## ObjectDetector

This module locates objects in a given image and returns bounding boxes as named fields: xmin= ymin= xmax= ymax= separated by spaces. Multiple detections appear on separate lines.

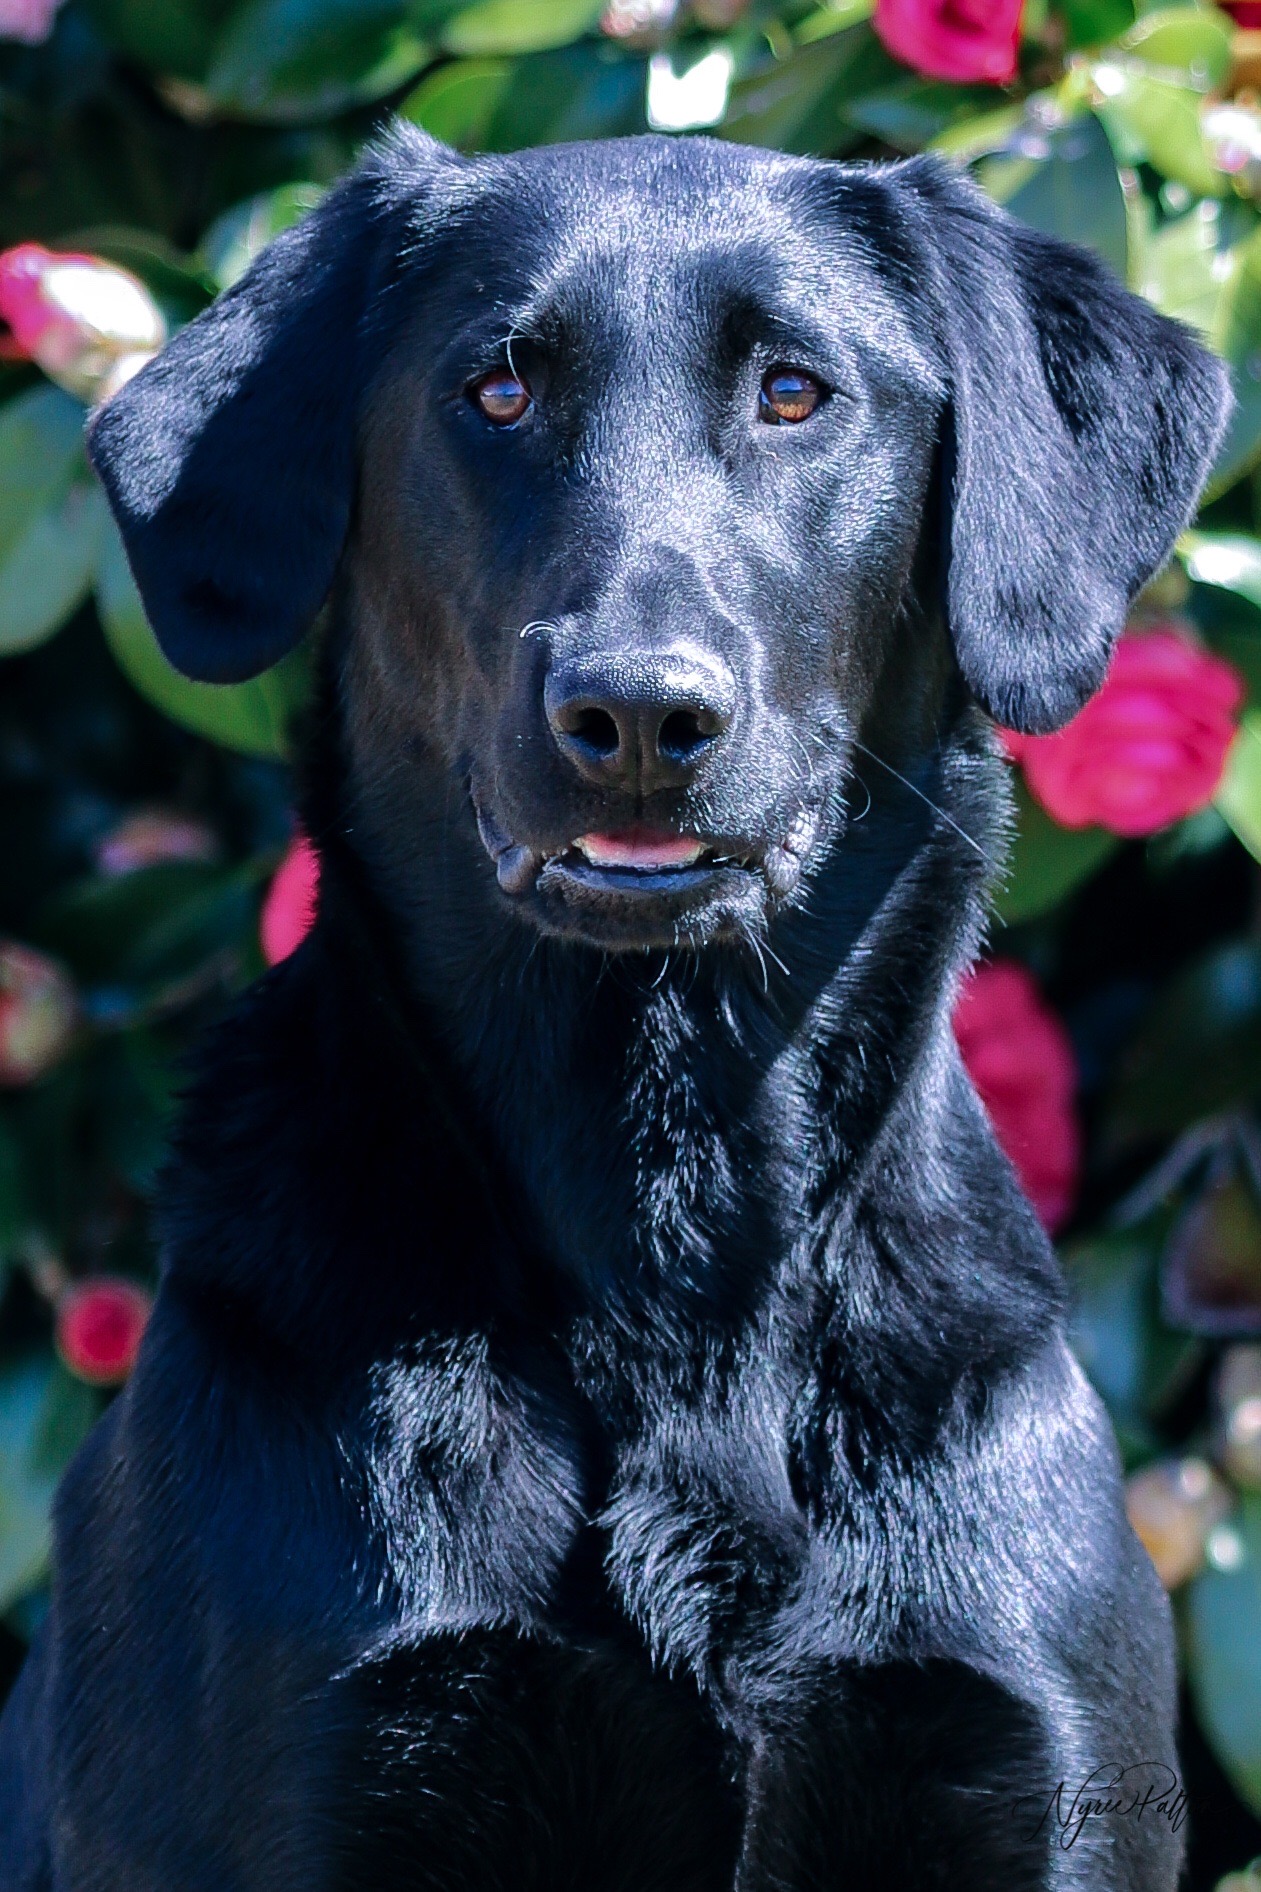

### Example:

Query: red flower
xmin=0 ymin=941 xmax=76 ymax=1086
xmin=260 ymin=832 xmax=320 ymax=965
xmin=1224 ymin=4 xmax=1261 ymax=26
xmin=1002 ymin=627 xmax=1244 ymax=838
xmin=953 ymin=959 xmax=1079 ymax=1231
xmin=0 ymin=243 xmax=164 ymax=402
xmin=57 ymin=1279 xmax=151 ymax=1386
xmin=874 ymin=0 xmax=1023 ymax=84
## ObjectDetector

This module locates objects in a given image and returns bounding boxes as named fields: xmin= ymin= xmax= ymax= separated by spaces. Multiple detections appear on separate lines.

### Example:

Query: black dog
xmin=0 ymin=126 xmax=1228 ymax=1890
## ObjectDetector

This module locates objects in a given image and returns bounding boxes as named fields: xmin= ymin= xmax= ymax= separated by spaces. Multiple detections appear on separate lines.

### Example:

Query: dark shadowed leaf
xmin=1104 ymin=941 xmax=1261 ymax=1148
xmin=993 ymin=778 xmax=1118 ymax=925
xmin=205 ymin=0 xmax=430 ymax=121
xmin=1162 ymin=1155 xmax=1261 ymax=1337
xmin=0 ymin=1356 xmax=97 ymax=1613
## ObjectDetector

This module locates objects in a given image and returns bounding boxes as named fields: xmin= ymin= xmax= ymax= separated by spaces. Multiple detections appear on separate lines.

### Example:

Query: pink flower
xmin=0 ymin=941 xmax=76 ymax=1086
xmin=953 ymin=959 xmax=1079 ymax=1231
xmin=874 ymin=0 xmax=1023 ymax=84
xmin=1001 ymin=627 xmax=1244 ymax=838
xmin=0 ymin=242 xmax=164 ymax=402
xmin=1225 ymin=4 xmax=1261 ymax=25
xmin=95 ymin=809 xmax=218 ymax=877
xmin=260 ymin=833 xmax=320 ymax=965
xmin=57 ymin=1279 xmax=151 ymax=1386
xmin=0 ymin=0 xmax=63 ymax=43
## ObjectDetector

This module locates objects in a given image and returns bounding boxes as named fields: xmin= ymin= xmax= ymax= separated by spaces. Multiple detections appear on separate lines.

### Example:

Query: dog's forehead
xmin=402 ymin=137 xmax=942 ymax=393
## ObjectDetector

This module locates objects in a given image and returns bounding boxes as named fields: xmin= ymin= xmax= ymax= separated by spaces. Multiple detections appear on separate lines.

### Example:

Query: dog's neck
xmin=326 ymin=692 xmax=997 ymax=1321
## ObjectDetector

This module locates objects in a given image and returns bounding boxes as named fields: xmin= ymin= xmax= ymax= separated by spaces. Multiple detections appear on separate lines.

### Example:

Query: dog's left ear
xmin=891 ymin=159 xmax=1232 ymax=734
xmin=87 ymin=126 xmax=455 ymax=684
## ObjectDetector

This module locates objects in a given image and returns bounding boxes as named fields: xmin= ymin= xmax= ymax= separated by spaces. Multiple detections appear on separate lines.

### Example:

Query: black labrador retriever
xmin=0 ymin=126 xmax=1229 ymax=1891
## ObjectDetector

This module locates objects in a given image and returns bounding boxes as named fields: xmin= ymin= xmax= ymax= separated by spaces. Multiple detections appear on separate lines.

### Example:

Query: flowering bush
xmin=4 ymin=2 xmax=1261 ymax=1884
xmin=953 ymin=959 xmax=1080 ymax=1231
xmin=1003 ymin=629 xmax=1245 ymax=837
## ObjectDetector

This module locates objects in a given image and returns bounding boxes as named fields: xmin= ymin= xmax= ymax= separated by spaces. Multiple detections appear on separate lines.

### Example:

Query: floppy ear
xmin=86 ymin=126 xmax=454 ymax=684
xmin=892 ymin=160 xmax=1232 ymax=734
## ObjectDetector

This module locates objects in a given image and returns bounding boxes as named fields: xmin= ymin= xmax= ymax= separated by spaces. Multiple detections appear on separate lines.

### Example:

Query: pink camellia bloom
xmin=1002 ymin=628 xmax=1244 ymax=838
xmin=0 ymin=0 xmax=63 ymax=42
xmin=953 ymin=959 xmax=1079 ymax=1232
xmin=874 ymin=0 xmax=1022 ymax=84
xmin=57 ymin=1279 xmax=152 ymax=1387
xmin=0 ymin=941 xmax=76 ymax=1086
xmin=260 ymin=832 xmax=320 ymax=965
xmin=0 ymin=242 xmax=165 ymax=402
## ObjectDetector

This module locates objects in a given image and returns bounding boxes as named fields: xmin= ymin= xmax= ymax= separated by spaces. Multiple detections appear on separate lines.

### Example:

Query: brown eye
xmin=473 ymin=369 xmax=531 ymax=426
xmin=760 ymin=367 xmax=823 ymax=425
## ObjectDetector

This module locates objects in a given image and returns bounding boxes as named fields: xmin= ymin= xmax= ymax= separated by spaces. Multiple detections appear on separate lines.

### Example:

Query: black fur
xmin=1 ymin=126 xmax=1229 ymax=1889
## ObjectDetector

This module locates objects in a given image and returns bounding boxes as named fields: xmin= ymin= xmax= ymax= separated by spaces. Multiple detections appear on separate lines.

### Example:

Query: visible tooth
xmin=763 ymin=845 xmax=801 ymax=898
xmin=496 ymin=845 xmax=540 ymax=895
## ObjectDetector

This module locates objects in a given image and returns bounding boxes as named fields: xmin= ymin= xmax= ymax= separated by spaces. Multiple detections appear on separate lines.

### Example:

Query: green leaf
xmin=95 ymin=523 xmax=311 ymax=759
xmin=1182 ymin=531 xmax=1261 ymax=613
xmin=479 ymin=42 xmax=647 ymax=149
xmin=200 ymin=183 xmax=326 ymax=290
xmin=993 ymin=776 xmax=1118 ymax=925
xmin=1119 ymin=6 xmax=1233 ymax=90
xmin=1187 ymin=1493 xmax=1261 ymax=1818
xmin=401 ymin=56 xmax=515 ymax=146
xmin=981 ymin=110 xmax=1127 ymax=279
xmin=723 ymin=27 xmax=878 ymax=155
xmin=1216 ymin=712 xmax=1261 ymax=864
xmin=0 ymin=387 xmax=88 ymax=566
xmin=846 ymin=76 xmax=1003 ymax=155
xmin=1104 ymin=939 xmax=1261 ymax=1147
xmin=0 ymin=1356 xmax=96 ymax=1614
xmin=1096 ymin=70 xmax=1223 ymax=197
xmin=0 ymin=480 xmax=107 ymax=657
xmin=205 ymin=0 xmax=430 ymax=121
xmin=795 ymin=0 xmax=874 ymax=45
xmin=441 ymin=0 xmax=603 ymax=56
xmin=1064 ymin=1231 xmax=1199 ymax=1460
xmin=33 ymin=860 xmax=260 ymax=986
xmin=1138 ymin=201 xmax=1223 ymax=336
xmin=1208 ymin=226 xmax=1261 ymax=492
xmin=78 ymin=0 xmax=241 ymax=79
xmin=1059 ymin=0 xmax=1134 ymax=48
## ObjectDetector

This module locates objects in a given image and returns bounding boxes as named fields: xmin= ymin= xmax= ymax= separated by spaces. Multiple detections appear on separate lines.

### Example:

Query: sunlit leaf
xmin=1187 ymin=1492 xmax=1261 ymax=1818
xmin=95 ymin=523 xmax=310 ymax=759
xmin=441 ymin=0 xmax=603 ymax=56
xmin=200 ymin=183 xmax=325 ymax=290
xmin=1217 ymin=712 xmax=1261 ymax=865
xmin=1095 ymin=70 xmax=1223 ymax=198
xmin=1120 ymin=6 xmax=1233 ymax=89
xmin=980 ymin=110 xmax=1126 ymax=278
xmin=401 ymin=57 xmax=514 ymax=147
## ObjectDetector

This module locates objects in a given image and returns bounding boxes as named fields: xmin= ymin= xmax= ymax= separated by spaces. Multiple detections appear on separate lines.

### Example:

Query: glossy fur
xmin=0 ymin=127 xmax=1230 ymax=1889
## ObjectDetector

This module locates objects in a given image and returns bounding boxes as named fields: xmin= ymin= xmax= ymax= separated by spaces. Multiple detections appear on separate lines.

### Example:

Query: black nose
xmin=544 ymin=646 xmax=737 ymax=793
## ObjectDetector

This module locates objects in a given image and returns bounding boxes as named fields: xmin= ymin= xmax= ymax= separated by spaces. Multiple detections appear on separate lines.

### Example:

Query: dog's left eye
xmin=759 ymin=368 xmax=824 ymax=425
xmin=472 ymin=369 xmax=532 ymax=427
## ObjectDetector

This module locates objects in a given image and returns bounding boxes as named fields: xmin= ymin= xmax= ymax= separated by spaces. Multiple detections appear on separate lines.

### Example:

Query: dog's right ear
xmin=87 ymin=126 xmax=455 ymax=684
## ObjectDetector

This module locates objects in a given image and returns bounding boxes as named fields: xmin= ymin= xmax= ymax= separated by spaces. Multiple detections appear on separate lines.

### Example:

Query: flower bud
xmin=0 ymin=244 xmax=165 ymax=404
xmin=260 ymin=832 xmax=320 ymax=966
xmin=0 ymin=941 xmax=76 ymax=1086
xmin=0 ymin=0 xmax=64 ymax=45
xmin=1126 ymin=1456 xmax=1232 ymax=1590
xmin=56 ymin=1278 xmax=152 ymax=1386
xmin=95 ymin=808 xmax=219 ymax=877
xmin=1216 ymin=1345 xmax=1261 ymax=1490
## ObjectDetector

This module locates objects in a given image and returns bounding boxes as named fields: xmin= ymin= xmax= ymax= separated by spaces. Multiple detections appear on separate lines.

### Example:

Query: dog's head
xmin=88 ymin=128 xmax=1228 ymax=952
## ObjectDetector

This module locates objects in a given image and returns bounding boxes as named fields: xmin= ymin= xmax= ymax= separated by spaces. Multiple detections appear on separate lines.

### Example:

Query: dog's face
xmin=88 ymin=130 xmax=1228 ymax=953
xmin=346 ymin=141 xmax=943 ymax=948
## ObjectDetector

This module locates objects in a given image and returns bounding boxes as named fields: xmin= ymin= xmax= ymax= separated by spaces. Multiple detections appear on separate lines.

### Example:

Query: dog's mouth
xmin=473 ymin=798 xmax=815 ymax=946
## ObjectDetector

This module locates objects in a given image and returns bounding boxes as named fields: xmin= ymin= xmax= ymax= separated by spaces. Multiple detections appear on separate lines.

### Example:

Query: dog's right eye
xmin=471 ymin=369 xmax=532 ymax=427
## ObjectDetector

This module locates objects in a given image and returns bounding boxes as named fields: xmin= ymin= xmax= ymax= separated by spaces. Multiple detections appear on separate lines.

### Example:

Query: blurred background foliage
xmin=6 ymin=0 xmax=1261 ymax=1882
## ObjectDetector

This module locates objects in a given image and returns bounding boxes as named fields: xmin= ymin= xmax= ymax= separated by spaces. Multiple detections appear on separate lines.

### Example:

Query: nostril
xmin=658 ymin=708 xmax=710 ymax=758
xmin=562 ymin=705 xmax=620 ymax=756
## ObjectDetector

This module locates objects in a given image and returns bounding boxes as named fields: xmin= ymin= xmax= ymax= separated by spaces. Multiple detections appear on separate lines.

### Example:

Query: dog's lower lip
xmin=573 ymin=830 xmax=705 ymax=872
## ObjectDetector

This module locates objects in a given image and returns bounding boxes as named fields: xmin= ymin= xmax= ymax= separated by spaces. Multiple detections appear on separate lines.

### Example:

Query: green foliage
xmin=8 ymin=0 xmax=1261 ymax=1862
